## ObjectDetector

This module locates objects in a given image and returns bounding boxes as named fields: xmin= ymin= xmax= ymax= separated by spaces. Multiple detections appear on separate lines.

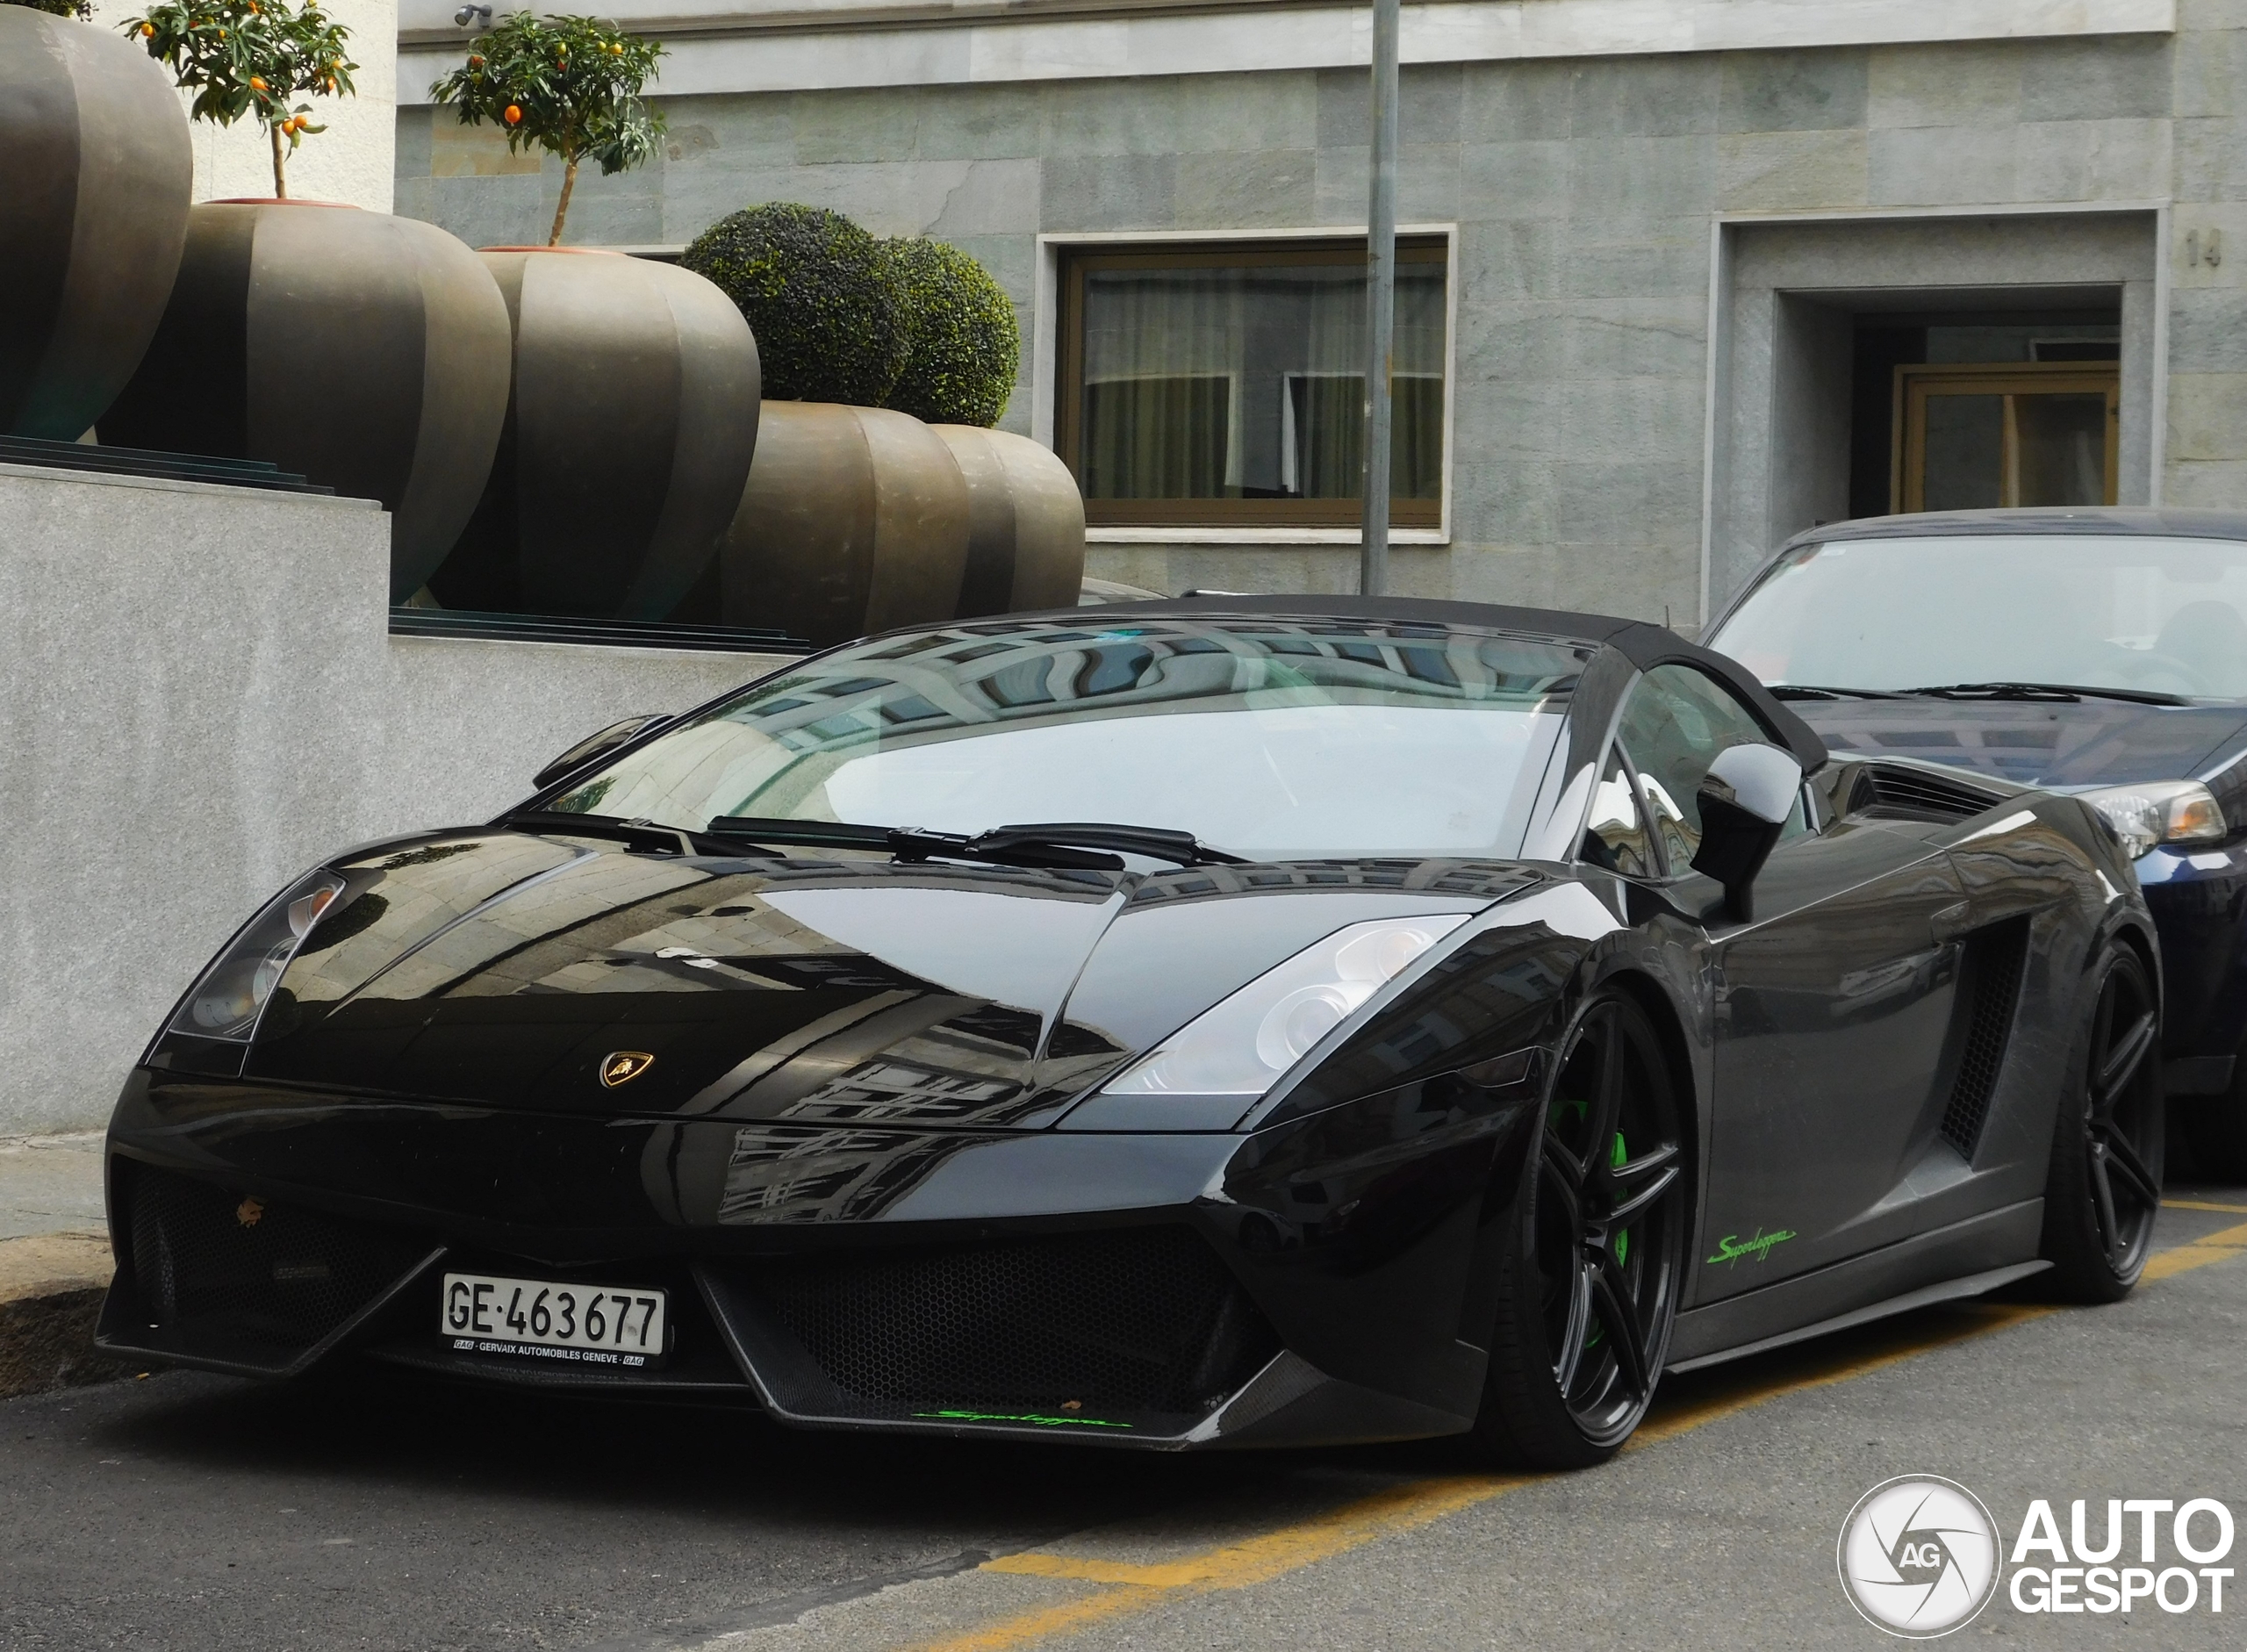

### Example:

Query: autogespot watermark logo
xmin=1839 ymin=1478 xmax=2238 ymax=1636
xmin=1839 ymin=1476 xmax=2002 ymax=1637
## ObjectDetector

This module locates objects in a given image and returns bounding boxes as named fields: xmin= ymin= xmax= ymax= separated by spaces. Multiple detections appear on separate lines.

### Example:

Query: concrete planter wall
xmin=932 ymin=426 xmax=1088 ymax=617
xmin=100 ymin=201 xmax=511 ymax=599
xmin=721 ymin=401 xmax=970 ymax=647
xmin=436 ymin=248 xmax=762 ymax=621
xmin=0 ymin=10 xmax=191 ymax=442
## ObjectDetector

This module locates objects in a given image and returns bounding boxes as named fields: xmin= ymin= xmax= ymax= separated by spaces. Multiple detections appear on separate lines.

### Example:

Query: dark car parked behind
xmin=1707 ymin=509 xmax=2247 ymax=1176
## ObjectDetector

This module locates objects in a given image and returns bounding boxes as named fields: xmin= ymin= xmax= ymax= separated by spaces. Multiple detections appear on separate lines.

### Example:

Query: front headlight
xmin=1100 ymin=915 xmax=1474 ymax=1099
xmin=166 ymin=869 xmax=348 ymax=1041
xmin=2081 ymin=780 xmax=2228 ymax=858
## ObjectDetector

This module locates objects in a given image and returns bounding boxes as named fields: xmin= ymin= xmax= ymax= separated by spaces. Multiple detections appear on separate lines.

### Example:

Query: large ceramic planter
xmin=931 ymin=426 xmax=1088 ymax=617
xmin=0 ymin=10 xmax=190 ymax=441
xmin=102 ymin=201 xmax=512 ymax=599
xmin=721 ymin=402 xmax=970 ymax=647
xmin=434 ymin=248 xmax=762 ymax=620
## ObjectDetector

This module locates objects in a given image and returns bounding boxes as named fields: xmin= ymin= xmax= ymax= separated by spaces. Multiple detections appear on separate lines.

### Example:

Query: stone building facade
xmin=390 ymin=0 xmax=2235 ymax=631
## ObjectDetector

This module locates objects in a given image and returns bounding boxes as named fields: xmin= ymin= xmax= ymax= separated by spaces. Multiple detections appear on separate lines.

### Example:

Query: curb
xmin=0 ymin=1232 xmax=134 ymax=1399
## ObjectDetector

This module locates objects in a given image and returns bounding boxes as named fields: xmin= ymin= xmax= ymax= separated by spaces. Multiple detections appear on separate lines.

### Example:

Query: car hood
xmin=237 ymin=830 xmax=1530 ymax=1126
xmin=1796 ymin=697 xmax=2247 ymax=796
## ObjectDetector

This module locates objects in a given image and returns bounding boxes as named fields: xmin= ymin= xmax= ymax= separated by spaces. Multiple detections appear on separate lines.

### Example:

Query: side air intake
xmin=1938 ymin=918 xmax=2032 ymax=1160
xmin=1849 ymin=764 xmax=2007 ymax=824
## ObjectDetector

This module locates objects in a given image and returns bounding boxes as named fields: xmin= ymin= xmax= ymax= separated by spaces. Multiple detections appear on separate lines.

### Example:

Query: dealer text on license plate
xmin=442 ymin=1271 xmax=667 ymax=1368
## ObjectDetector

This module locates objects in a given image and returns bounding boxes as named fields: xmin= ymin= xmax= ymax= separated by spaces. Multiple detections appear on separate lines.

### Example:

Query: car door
xmin=1614 ymin=664 xmax=1969 ymax=1304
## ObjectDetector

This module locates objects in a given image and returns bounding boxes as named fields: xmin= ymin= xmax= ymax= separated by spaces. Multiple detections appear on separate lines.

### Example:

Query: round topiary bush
xmin=883 ymin=236 xmax=1020 ymax=427
xmin=682 ymin=203 xmax=909 ymax=406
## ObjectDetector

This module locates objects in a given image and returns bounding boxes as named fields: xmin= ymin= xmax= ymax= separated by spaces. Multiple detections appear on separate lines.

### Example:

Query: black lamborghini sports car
xmin=102 ymin=598 xmax=2164 ymax=1468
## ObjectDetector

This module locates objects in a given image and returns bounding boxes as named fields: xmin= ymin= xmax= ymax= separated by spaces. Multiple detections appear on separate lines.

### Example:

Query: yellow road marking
xmin=2163 ymin=1198 xmax=2247 ymax=1215
xmin=912 ymin=1227 xmax=2247 ymax=1652
xmin=2143 ymin=1218 xmax=2247 ymax=1281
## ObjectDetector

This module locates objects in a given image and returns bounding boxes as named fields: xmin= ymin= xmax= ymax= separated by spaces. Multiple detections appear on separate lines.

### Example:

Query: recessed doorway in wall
xmin=1847 ymin=316 xmax=2120 ymax=516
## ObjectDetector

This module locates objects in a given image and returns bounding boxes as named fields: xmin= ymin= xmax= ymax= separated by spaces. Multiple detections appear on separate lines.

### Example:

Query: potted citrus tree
xmin=428 ymin=13 xmax=664 ymax=247
xmin=126 ymin=0 xmax=355 ymax=198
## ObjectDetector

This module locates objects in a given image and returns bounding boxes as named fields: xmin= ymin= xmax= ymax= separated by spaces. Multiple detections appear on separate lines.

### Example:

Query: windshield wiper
xmin=1902 ymin=681 xmax=2192 ymax=708
xmin=1769 ymin=684 xmax=1905 ymax=701
xmin=701 ymin=816 xmax=1241 ymax=871
xmin=505 ymin=809 xmax=776 ymax=858
xmin=970 ymin=822 xmax=1246 ymax=867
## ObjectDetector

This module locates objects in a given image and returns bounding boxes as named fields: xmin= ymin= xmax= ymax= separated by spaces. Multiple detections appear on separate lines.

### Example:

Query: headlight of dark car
xmin=163 ymin=869 xmax=348 ymax=1043
xmin=2079 ymin=781 xmax=2227 ymax=858
xmin=1098 ymin=914 xmax=1473 ymax=1101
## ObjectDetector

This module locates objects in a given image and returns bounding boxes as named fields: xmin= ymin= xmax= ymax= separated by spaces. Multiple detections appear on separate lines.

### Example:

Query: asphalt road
xmin=5 ymin=1189 xmax=2244 ymax=1652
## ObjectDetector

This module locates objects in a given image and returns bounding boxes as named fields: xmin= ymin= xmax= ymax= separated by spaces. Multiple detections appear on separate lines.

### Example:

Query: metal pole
xmin=1360 ymin=0 xmax=1400 ymax=597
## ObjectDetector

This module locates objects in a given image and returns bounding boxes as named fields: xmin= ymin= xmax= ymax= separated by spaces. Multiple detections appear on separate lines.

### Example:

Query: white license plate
xmin=441 ymin=1272 xmax=667 ymax=1369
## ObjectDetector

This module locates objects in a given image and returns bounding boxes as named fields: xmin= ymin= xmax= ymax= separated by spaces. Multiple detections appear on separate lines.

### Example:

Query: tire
xmin=2038 ymin=940 xmax=2165 ymax=1303
xmin=1462 ymin=989 xmax=1687 ymax=1469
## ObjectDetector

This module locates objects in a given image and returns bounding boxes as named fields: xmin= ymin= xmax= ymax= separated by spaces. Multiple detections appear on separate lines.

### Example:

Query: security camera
xmin=454 ymin=4 xmax=492 ymax=27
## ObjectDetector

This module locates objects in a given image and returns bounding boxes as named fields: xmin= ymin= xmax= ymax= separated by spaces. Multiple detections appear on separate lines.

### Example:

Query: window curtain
xmin=1078 ymin=260 xmax=1445 ymax=503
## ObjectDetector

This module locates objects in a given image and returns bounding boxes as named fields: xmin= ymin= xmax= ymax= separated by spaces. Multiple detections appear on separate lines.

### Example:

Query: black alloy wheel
xmin=1468 ymin=989 xmax=1687 ymax=1469
xmin=2040 ymin=940 xmax=2165 ymax=1301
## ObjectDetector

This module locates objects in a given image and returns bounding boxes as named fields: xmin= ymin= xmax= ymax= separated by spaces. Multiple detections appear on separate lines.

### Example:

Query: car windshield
xmin=1710 ymin=534 xmax=2247 ymax=700
xmin=545 ymin=618 xmax=1583 ymax=861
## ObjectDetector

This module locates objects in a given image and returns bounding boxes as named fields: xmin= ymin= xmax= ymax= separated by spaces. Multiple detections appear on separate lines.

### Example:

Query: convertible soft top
xmin=1064 ymin=593 xmax=1831 ymax=773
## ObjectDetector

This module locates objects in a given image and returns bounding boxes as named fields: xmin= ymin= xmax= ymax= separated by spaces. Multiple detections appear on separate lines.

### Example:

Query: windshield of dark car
xmin=546 ymin=618 xmax=1583 ymax=860
xmin=1709 ymin=534 xmax=2247 ymax=700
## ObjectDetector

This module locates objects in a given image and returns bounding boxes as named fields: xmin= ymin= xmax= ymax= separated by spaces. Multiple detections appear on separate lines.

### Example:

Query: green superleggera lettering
xmin=1705 ymin=1227 xmax=1799 ymax=1267
xmin=912 ymin=1409 xmax=1133 ymax=1428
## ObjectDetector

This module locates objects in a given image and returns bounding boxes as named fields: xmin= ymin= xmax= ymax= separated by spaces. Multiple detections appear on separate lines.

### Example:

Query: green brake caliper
xmin=1612 ymin=1129 xmax=1629 ymax=1267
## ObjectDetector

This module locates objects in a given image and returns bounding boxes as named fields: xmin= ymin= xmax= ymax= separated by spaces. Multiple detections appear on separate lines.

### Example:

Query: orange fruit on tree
xmin=139 ymin=21 xmax=154 ymax=33
xmin=249 ymin=75 xmax=267 ymax=89
xmin=504 ymin=104 xmax=522 ymax=124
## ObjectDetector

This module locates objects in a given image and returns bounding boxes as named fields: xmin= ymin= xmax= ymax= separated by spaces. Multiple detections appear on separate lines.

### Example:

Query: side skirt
xmin=1665 ymin=1197 xmax=2043 ymax=1370
xmin=1663 ymin=1259 xmax=2050 ymax=1375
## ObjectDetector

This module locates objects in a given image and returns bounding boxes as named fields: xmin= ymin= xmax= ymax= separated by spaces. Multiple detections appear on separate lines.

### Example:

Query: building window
xmin=1058 ymin=237 xmax=1448 ymax=529
xmin=1894 ymin=361 xmax=2119 ymax=512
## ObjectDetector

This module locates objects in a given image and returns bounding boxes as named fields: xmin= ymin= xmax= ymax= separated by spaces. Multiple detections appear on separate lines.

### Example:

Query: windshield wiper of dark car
xmin=504 ymin=809 xmax=783 ymax=858
xmin=701 ymin=815 xmax=1242 ymax=871
xmin=1902 ymin=680 xmax=2193 ymax=708
xmin=1768 ymin=684 xmax=1906 ymax=700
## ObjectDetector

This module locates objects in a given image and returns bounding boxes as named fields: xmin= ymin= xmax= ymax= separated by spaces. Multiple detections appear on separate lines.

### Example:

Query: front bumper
xmin=2137 ymin=841 xmax=2247 ymax=1097
xmin=99 ymin=1068 xmax=1526 ymax=1449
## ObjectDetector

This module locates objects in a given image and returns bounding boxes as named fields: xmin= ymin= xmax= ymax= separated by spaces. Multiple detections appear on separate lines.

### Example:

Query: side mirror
xmin=533 ymin=714 xmax=671 ymax=791
xmin=1691 ymin=743 xmax=1803 ymax=922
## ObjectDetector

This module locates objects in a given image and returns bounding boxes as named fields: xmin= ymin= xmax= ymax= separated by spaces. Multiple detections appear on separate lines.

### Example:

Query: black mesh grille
xmin=1852 ymin=765 xmax=2007 ymax=823
xmin=1940 ymin=919 xmax=2031 ymax=1159
xmin=753 ymin=1228 xmax=1280 ymax=1419
xmin=126 ymin=1165 xmax=427 ymax=1356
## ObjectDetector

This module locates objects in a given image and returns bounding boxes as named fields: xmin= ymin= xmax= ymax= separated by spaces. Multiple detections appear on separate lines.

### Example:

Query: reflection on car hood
xmin=240 ymin=830 xmax=1533 ymax=1126
xmin=1797 ymin=697 xmax=2247 ymax=792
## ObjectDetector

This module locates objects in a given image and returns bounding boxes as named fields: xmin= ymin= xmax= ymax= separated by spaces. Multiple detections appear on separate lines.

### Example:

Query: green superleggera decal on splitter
xmin=1705 ymin=1227 xmax=1799 ymax=1267
xmin=913 ymin=1409 xmax=1133 ymax=1428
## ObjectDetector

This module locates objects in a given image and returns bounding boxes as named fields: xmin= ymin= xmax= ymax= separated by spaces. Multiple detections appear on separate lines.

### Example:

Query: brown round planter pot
xmin=721 ymin=402 xmax=970 ymax=648
xmin=0 ymin=10 xmax=190 ymax=442
xmin=101 ymin=201 xmax=512 ymax=600
xmin=434 ymin=248 xmax=762 ymax=621
xmin=930 ymin=426 xmax=1087 ymax=617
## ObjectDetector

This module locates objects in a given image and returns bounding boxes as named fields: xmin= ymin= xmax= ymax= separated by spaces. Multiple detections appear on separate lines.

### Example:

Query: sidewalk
xmin=0 ymin=1131 xmax=105 ymax=1240
xmin=0 ymin=1131 xmax=124 ymax=1398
